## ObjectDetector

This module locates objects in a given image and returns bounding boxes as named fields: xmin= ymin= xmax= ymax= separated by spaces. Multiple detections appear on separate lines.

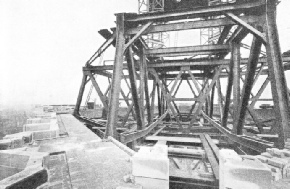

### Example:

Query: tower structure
xmin=75 ymin=0 xmax=290 ymax=159
xmin=138 ymin=0 xmax=168 ymax=48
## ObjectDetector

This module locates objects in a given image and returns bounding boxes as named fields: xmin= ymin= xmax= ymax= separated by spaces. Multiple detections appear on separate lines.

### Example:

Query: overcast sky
xmin=0 ymin=0 xmax=290 ymax=107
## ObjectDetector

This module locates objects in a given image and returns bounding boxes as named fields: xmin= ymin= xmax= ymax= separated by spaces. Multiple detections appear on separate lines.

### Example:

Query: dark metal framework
xmin=74 ymin=0 xmax=290 ymax=154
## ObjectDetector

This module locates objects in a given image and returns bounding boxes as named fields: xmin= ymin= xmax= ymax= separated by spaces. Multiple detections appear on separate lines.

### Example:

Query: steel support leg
xmin=105 ymin=13 xmax=125 ymax=138
xmin=74 ymin=74 xmax=88 ymax=115
xmin=126 ymin=47 xmax=143 ymax=130
xmin=265 ymin=0 xmax=290 ymax=147
xmin=233 ymin=37 xmax=262 ymax=135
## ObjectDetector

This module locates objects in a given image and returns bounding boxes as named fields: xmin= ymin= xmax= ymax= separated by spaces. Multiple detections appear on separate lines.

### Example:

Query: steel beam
xmin=233 ymin=37 xmax=262 ymax=135
xmin=126 ymin=0 xmax=266 ymax=23
xmin=145 ymin=44 xmax=230 ymax=56
xmin=232 ymin=42 xmax=241 ymax=122
xmin=105 ymin=13 xmax=125 ymax=138
xmin=149 ymin=68 xmax=180 ymax=123
xmin=126 ymin=16 xmax=261 ymax=35
xmin=126 ymin=47 xmax=144 ymax=130
xmin=74 ymin=74 xmax=88 ymax=115
xmin=265 ymin=0 xmax=290 ymax=147
xmin=202 ymin=111 xmax=273 ymax=153
xmin=87 ymin=72 xmax=109 ymax=112
xmin=120 ymin=111 xmax=168 ymax=143
xmin=124 ymin=21 xmax=153 ymax=51
xmin=224 ymin=12 xmax=266 ymax=43
xmin=83 ymin=56 xmax=290 ymax=71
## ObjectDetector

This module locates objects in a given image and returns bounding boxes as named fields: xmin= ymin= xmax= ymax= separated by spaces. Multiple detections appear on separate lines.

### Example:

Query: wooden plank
xmin=200 ymin=134 xmax=219 ymax=180
xmin=146 ymin=135 xmax=219 ymax=144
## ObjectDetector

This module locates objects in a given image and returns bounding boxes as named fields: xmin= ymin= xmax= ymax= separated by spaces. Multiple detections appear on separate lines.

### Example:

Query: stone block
xmin=11 ymin=137 xmax=24 ymax=148
xmin=261 ymin=152 xmax=273 ymax=158
xmin=283 ymin=164 xmax=290 ymax=178
xmin=256 ymin=155 xmax=269 ymax=163
xmin=26 ymin=118 xmax=43 ymax=124
xmin=134 ymin=176 xmax=169 ymax=189
xmin=32 ymin=130 xmax=58 ymax=140
xmin=267 ymin=165 xmax=283 ymax=181
xmin=132 ymin=146 xmax=169 ymax=180
xmin=4 ymin=132 xmax=33 ymax=144
xmin=281 ymin=149 xmax=290 ymax=157
xmin=24 ymin=123 xmax=51 ymax=132
xmin=267 ymin=148 xmax=285 ymax=158
xmin=267 ymin=157 xmax=289 ymax=169
xmin=220 ymin=149 xmax=272 ymax=189
xmin=0 ymin=139 xmax=12 ymax=150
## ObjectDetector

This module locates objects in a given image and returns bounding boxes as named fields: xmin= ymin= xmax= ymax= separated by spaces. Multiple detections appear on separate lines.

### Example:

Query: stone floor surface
xmin=36 ymin=114 xmax=136 ymax=189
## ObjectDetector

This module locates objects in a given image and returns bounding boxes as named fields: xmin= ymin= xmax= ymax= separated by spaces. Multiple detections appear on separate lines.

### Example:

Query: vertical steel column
xmin=222 ymin=53 xmax=234 ymax=128
xmin=233 ymin=37 xmax=262 ymax=135
xmin=209 ymin=83 xmax=216 ymax=118
xmin=126 ymin=47 xmax=143 ymax=130
xmin=142 ymin=48 xmax=151 ymax=124
xmin=139 ymin=48 xmax=145 ymax=128
xmin=265 ymin=0 xmax=290 ymax=147
xmin=105 ymin=13 xmax=125 ymax=138
xmin=157 ymin=84 xmax=162 ymax=116
xmin=232 ymin=42 xmax=241 ymax=121
xmin=150 ymin=80 xmax=157 ymax=123
xmin=74 ymin=74 xmax=88 ymax=115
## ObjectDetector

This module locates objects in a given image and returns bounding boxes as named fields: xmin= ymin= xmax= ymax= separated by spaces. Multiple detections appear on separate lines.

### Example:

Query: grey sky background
xmin=1 ymin=0 xmax=290 ymax=107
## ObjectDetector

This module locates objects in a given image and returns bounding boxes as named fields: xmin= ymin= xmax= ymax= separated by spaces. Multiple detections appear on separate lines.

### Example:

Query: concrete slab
xmin=36 ymin=114 xmax=136 ymax=189
xmin=220 ymin=149 xmax=272 ymax=189
xmin=134 ymin=176 xmax=169 ymax=189
xmin=4 ymin=132 xmax=33 ymax=144
xmin=0 ymin=149 xmax=49 ymax=188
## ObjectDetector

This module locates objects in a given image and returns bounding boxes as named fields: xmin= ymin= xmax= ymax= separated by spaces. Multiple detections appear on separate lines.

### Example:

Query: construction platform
xmin=37 ymin=114 xmax=137 ymax=189
xmin=0 ymin=113 xmax=139 ymax=189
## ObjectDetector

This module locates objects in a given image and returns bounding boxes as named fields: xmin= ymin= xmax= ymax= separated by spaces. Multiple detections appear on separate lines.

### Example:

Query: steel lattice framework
xmin=74 ymin=0 xmax=290 ymax=156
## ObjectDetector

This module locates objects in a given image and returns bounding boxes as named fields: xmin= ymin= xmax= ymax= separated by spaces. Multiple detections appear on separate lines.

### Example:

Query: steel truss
xmin=75 ymin=0 xmax=290 ymax=154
